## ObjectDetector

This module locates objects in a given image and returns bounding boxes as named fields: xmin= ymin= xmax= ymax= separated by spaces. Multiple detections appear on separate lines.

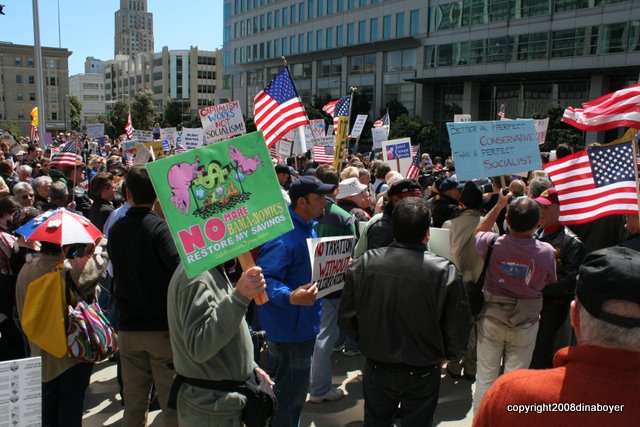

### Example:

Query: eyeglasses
xmin=22 ymin=194 xmax=34 ymax=200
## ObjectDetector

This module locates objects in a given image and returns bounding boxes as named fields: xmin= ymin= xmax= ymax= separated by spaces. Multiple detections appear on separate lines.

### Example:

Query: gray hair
xmin=17 ymin=164 xmax=32 ymax=177
xmin=358 ymin=168 xmax=371 ymax=180
xmin=12 ymin=181 xmax=32 ymax=197
xmin=578 ymin=301 xmax=640 ymax=352
xmin=32 ymin=175 xmax=52 ymax=191
xmin=527 ymin=176 xmax=553 ymax=198
xmin=49 ymin=181 xmax=69 ymax=201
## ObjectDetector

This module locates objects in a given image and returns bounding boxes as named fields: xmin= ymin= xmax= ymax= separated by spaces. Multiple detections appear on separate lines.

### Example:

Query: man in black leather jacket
xmin=530 ymin=188 xmax=586 ymax=369
xmin=339 ymin=197 xmax=472 ymax=426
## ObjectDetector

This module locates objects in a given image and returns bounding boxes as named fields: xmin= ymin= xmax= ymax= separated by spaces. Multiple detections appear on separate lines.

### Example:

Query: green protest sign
xmin=147 ymin=131 xmax=293 ymax=278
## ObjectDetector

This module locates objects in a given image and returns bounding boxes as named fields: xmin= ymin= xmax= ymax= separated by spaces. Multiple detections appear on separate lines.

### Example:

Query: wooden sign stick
xmin=237 ymin=251 xmax=269 ymax=305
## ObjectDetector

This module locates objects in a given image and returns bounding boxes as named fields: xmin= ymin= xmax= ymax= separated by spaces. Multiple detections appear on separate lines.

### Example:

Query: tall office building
xmin=115 ymin=0 xmax=154 ymax=57
xmin=220 ymin=0 xmax=640 ymax=146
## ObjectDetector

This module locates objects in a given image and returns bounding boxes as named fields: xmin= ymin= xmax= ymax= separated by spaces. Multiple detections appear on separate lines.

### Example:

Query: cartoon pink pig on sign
xmin=168 ymin=158 xmax=202 ymax=213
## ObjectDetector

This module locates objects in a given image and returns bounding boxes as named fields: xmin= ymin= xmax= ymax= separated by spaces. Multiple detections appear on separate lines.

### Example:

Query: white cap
xmin=336 ymin=177 xmax=368 ymax=200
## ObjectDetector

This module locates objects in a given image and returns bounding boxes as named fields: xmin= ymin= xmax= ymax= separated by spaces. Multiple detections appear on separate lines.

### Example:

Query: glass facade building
xmin=220 ymin=0 xmax=640 ymax=146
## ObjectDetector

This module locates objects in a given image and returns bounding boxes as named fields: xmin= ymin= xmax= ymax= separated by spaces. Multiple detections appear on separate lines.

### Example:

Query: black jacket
xmin=536 ymin=226 xmax=585 ymax=298
xmin=432 ymin=193 xmax=461 ymax=228
xmin=339 ymin=241 xmax=472 ymax=367
xmin=108 ymin=207 xmax=181 ymax=331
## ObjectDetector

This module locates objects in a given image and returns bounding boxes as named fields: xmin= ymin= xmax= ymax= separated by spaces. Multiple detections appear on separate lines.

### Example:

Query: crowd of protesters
xmin=0 ymin=129 xmax=638 ymax=427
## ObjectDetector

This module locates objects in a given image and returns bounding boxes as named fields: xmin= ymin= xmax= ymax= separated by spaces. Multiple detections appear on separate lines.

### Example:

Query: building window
xmin=337 ymin=0 xmax=344 ymax=12
xmin=337 ymin=25 xmax=344 ymax=47
xmin=358 ymin=20 xmax=366 ymax=43
xmin=18 ymin=110 xmax=24 ymax=120
xmin=349 ymin=54 xmax=376 ymax=74
xmin=308 ymin=0 xmax=314 ymax=19
xmin=28 ymin=75 xmax=35 ymax=84
xmin=17 ymin=92 xmax=23 ymax=101
xmin=299 ymin=33 xmax=305 ymax=53
xmin=318 ymin=58 xmax=342 ymax=77
xmin=15 ymin=56 xmax=21 ymax=66
xmin=51 ymin=112 xmax=58 ymax=120
xmin=317 ymin=29 xmax=324 ymax=50
xmin=299 ymin=2 xmax=305 ymax=22
xmin=307 ymin=31 xmax=313 ymax=52
xmin=291 ymin=4 xmax=297 ymax=24
xmin=347 ymin=23 xmax=355 ymax=44
xmin=371 ymin=17 xmax=378 ymax=41
xmin=317 ymin=0 xmax=323 ymax=17
xmin=16 ymin=75 xmax=22 ymax=84
xmin=326 ymin=27 xmax=334 ymax=48
xmin=27 ymin=57 xmax=34 ymax=67
xmin=383 ymin=15 xmax=391 ymax=39
xmin=410 ymin=10 xmax=419 ymax=35
xmin=29 ymin=93 xmax=36 ymax=101
xmin=385 ymin=49 xmax=417 ymax=72
xmin=396 ymin=12 xmax=405 ymax=37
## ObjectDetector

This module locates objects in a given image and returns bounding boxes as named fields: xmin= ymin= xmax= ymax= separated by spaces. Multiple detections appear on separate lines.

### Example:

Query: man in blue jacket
xmin=256 ymin=175 xmax=337 ymax=427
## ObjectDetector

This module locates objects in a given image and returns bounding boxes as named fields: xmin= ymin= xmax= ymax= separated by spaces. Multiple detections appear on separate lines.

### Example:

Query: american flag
xmin=123 ymin=152 xmax=134 ymax=168
xmin=312 ymin=144 xmax=335 ymax=164
xmin=405 ymin=146 xmax=421 ymax=180
xmin=125 ymin=112 xmax=134 ymax=140
xmin=323 ymin=96 xmax=351 ymax=130
xmin=49 ymin=139 xmax=80 ymax=168
xmin=254 ymin=67 xmax=309 ymax=148
xmin=498 ymin=104 xmax=506 ymax=119
xmin=30 ymin=126 xmax=39 ymax=141
xmin=562 ymin=83 xmax=640 ymax=131
xmin=543 ymin=141 xmax=639 ymax=225
xmin=373 ymin=112 xmax=390 ymax=129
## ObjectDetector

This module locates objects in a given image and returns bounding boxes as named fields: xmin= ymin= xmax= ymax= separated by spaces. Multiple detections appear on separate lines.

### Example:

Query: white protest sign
xmin=446 ymin=120 xmax=542 ymax=181
xmin=86 ymin=123 xmax=104 ymax=139
xmin=517 ymin=118 xmax=550 ymax=145
xmin=0 ymin=357 xmax=42 ymax=426
xmin=278 ymin=139 xmax=292 ymax=156
xmin=350 ymin=114 xmax=368 ymax=139
xmin=201 ymin=101 xmax=246 ymax=144
xmin=307 ymin=236 xmax=355 ymax=299
xmin=326 ymin=125 xmax=334 ymax=136
xmin=382 ymin=137 xmax=413 ymax=175
xmin=122 ymin=139 xmax=138 ymax=156
xmin=1 ymin=132 xmax=21 ymax=155
xmin=309 ymin=119 xmax=326 ymax=138
xmin=132 ymin=130 xmax=153 ymax=143
xmin=293 ymin=126 xmax=309 ymax=154
xmin=161 ymin=127 xmax=177 ymax=143
xmin=371 ymin=127 xmax=389 ymax=150
xmin=182 ymin=128 xmax=204 ymax=150
xmin=428 ymin=228 xmax=452 ymax=261
xmin=454 ymin=114 xmax=472 ymax=122
xmin=314 ymin=136 xmax=335 ymax=147
xmin=134 ymin=143 xmax=153 ymax=165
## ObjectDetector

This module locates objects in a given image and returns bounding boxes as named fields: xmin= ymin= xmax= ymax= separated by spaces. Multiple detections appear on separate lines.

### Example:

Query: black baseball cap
xmin=288 ymin=176 xmax=336 ymax=202
xmin=576 ymin=246 xmax=640 ymax=328
xmin=275 ymin=165 xmax=291 ymax=175
xmin=387 ymin=179 xmax=422 ymax=198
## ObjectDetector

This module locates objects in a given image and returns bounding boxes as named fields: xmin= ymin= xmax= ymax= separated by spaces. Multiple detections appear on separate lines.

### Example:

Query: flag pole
xmin=346 ymin=87 xmax=357 ymax=158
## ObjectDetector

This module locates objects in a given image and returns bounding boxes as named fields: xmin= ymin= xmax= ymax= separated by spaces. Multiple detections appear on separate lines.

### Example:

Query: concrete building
xmin=85 ymin=56 xmax=106 ymax=74
xmin=0 ymin=41 xmax=71 ymax=136
xmin=220 ymin=0 xmax=640 ymax=147
xmin=104 ymin=46 xmax=221 ymax=121
xmin=115 ymin=0 xmax=154 ymax=57
xmin=69 ymin=73 xmax=106 ymax=127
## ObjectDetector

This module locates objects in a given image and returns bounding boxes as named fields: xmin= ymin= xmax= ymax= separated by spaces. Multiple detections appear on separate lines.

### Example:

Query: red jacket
xmin=474 ymin=345 xmax=640 ymax=427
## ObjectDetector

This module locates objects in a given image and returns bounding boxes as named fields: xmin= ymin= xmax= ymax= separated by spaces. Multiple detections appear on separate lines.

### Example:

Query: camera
xmin=502 ymin=188 xmax=510 ymax=196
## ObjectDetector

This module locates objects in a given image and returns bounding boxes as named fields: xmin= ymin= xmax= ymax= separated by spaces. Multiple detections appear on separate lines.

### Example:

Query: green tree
xmin=389 ymin=115 xmax=437 ymax=153
xmin=381 ymin=99 xmax=409 ymax=122
xmin=164 ymin=100 xmax=183 ymax=127
xmin=0 ymin=121 xmax=21 ymax=137
xmin=130 ymin=91 xmax=156 ymax=131
xmin=109 ymin=101 xmax=129 ymax=137
xmin=68 ymin=95 xmax=82 ymax=131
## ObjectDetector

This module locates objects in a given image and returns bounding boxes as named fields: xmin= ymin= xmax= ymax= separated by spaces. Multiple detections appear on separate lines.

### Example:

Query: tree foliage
xmin=381 ymin=99 xmax=409 ymax=122
xmin=68 ymin=95 xmax=82 ymax=131
xmin=109 ymin=101 xmax=129 ymax=137
xmin=0 ymin=121 xmax=21 ymax=137
xmin=163 ymin=100 xmax=183 ymax=127
xmin=389 ymin=115 xmax=437 ymax=153
xmin=532 ymin=106 xmax=584 ymax=151
xmin=130 ymin=91 xmax=156 ymax=131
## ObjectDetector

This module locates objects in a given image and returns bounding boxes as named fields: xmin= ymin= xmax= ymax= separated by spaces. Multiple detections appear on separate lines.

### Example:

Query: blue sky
xmin=0 ymin=0 xmax=224 ymax=75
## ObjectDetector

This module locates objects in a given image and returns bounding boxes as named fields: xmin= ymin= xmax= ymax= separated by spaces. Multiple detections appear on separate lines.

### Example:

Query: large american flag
xmin=562 ymin=83 xmax=640 ymax=131
xmin=125 ymin=112 xmax=134 ymax=140
xmin=405 ymin=146 xmax=421 ymax=180
xmin=543 ymin=141 xmax=639 ymax=225
xmin=254 ymin=67 xmax=309 ymax=148
xmin=312 ymin=145 xmax=335 ymax=164
xmin=323 ymin=96 xmax=351 ymax=130
xmin=50 ymin=139 xmax=80 ymax=168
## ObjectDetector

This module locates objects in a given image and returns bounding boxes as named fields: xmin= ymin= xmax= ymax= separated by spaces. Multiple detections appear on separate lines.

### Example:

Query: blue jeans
xmin=42 ymin=362 xmax=94 ymax=427
xmin=310 ymin=298 xmax=341 ymax=396
xmin=267 ymin=339 xmax=316 ymax=427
